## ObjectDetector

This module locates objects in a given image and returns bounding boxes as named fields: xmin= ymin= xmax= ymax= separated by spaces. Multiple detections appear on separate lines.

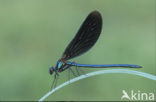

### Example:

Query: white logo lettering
xmin=121 ymin=90 xmax=131 ymax=100
xmin=121 ymin=90 xmax=154 ymax=101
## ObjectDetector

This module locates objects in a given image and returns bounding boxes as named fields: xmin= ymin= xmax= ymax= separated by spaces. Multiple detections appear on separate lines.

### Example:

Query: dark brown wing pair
xmin=62 ymin=11 xmax=102 ymax=60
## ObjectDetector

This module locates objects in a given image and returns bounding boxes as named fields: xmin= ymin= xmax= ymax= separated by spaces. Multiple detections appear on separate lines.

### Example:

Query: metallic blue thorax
xmin=55 ymin=60 xmax=70 ymax=72
xmin=56 ymin=61 xmax=63 ymax=69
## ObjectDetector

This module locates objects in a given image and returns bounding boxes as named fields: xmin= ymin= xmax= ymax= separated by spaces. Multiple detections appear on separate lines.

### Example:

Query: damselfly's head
xmin=49 ymin=67 xmax=55 ymax=75
xmin=49 ymin=60 xmax=66 ymax=75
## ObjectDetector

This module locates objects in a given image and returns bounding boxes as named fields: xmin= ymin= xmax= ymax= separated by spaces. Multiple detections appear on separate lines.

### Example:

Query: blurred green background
xmin=0 ymin=0 xmax=155 ymax=101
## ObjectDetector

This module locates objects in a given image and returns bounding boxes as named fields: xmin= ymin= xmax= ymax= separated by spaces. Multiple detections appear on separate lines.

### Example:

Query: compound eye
xmin=49 ymin=67 xmax=54 ymax=75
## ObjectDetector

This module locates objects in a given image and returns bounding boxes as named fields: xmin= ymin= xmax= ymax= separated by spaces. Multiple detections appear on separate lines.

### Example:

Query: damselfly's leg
xmin=78 ymin=67 xmax=88 ymax=76
xmin=54 ymin=74 xmax=58 ymax=89
xmin=69 ymin=67 xmax=77 ymax=77
xmin=68 ymin=66 xmax=71 ymax=83
xmin=70 ymin=61 xmax=81 ymax=76
xmin=50 ymin=74 xmax=56 ymax=90
xmin=50 ymin=72 xmax=59 ymax=90
xmin=64 ymin=64 xmax=72 ymax=83
xmin=75 ymin=65 xmax=80 ymax=76
xmin=75 ymin=64 xmax=87 ymax=76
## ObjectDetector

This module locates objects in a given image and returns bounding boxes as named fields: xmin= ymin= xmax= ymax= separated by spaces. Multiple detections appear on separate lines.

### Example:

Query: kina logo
xmin=121 ymin=90 xmax=154 ymax=101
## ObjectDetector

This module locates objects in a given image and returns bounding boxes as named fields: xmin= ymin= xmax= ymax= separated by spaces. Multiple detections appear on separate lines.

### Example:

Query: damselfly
xmin=49 ymin=11 xmax=142 ymax=88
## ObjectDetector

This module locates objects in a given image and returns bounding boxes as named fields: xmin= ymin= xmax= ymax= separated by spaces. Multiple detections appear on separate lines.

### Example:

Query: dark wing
xmin=62 ymin=11 xmax=102 ymax=60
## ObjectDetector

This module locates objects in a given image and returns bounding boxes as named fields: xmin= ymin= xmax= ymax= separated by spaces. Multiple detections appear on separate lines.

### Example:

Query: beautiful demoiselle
xmin=49 ymin=11 xmax=142 ymax=88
